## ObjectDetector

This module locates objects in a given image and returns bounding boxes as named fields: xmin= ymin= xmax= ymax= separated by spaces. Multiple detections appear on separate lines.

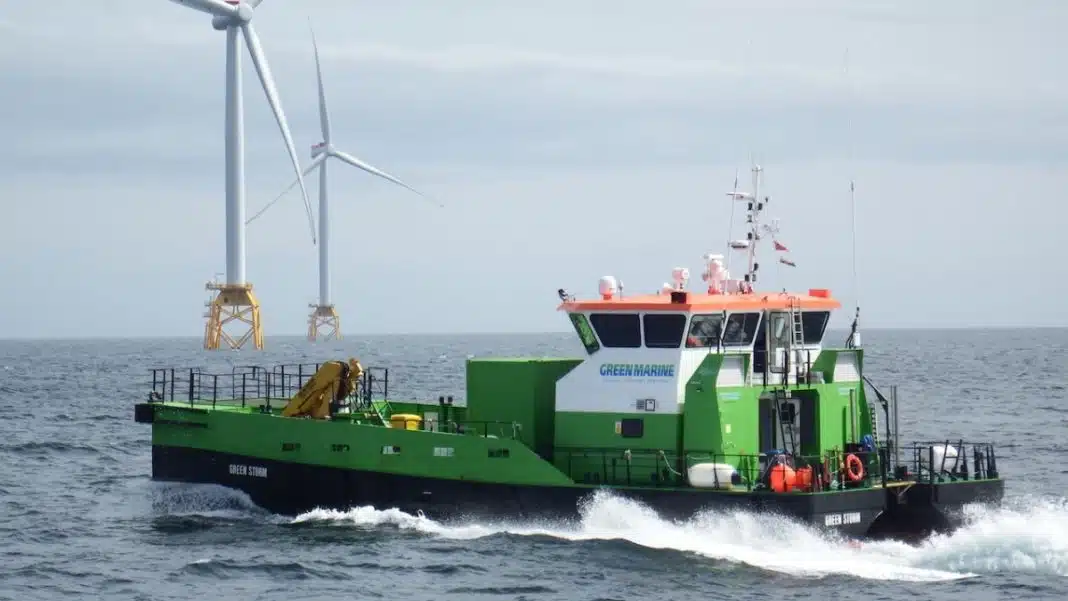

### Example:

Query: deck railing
xmin=897 ymin=440 xmax=999 ymax=483
xmin=552 ymin=441 xmax=999 ymax=491
xmin=146 ymin=363 xmax=390 ymax=411
xmin=144 ymin=365 xmax=517 ymax=438
xmin=753 ymin=348 xmax=822 ymax=388
xmin=551 ymin=447 xmax=876 ymax=490
xmin=440 ymin=420 xmax=521 ymax=440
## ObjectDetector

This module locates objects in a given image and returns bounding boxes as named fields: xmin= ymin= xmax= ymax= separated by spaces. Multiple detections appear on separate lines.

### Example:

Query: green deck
xmin=142 ymin=350 xmax=910 ymax=495
xmin=151 ymin=400 xmax=574 ymax=487
xmin=140 ymin=331 xmax=1005 ymax=506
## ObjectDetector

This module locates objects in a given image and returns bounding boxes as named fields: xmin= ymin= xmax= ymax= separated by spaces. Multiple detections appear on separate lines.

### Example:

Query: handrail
xmin=363 ymin=367 xmax=392 ymax=420
xmin=552 ymin=441 xmax=1000 ymax=491
xmin=144 ymin=362 xmax=391 ymax=412
xmin=439 ymin=419 xmax=520 ymax=440
xmin=387 ymin=415 xmax=520 ymax=439
xmin=552 ymin=447 xmax=882 ymax=491
xmin=752 ymin=347 xmax=821 ymax=388
xmin=142 ymin=364 xmax=519 ymax=436
xmin=897 ymin=441 xmax=999 ymax=482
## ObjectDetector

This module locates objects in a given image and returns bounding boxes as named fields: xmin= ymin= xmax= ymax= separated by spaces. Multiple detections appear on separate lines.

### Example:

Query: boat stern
xmin=866 ymin=440 xmax=1005 ymax=541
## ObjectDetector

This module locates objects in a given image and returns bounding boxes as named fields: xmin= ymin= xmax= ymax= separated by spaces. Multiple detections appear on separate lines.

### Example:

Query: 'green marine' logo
xmin=599 ymin=363 xmax=676 ymax=378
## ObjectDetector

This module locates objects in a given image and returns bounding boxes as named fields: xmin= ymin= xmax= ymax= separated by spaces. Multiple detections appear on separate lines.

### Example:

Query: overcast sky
xmin=1 ymin=0 xmax=1065 ymax=339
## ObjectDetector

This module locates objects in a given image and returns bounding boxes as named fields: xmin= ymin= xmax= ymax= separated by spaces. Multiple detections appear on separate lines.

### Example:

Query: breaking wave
xmin=148 ymin=482 xmax=278 ymax=522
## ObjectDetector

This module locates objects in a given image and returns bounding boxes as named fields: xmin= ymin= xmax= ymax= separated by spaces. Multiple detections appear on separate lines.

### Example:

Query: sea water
xmin=0 ymin=328 xmax=1065 ymax=600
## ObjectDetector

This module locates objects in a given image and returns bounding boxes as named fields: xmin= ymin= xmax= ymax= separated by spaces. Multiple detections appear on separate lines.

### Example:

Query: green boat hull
xmin=136 ymin=401 xmax=1004 ymax=540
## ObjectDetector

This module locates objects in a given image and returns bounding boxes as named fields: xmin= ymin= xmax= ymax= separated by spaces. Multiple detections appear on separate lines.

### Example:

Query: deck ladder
xmin=868 ymin=405 xmax=879 ymax=448
xmin=788 ymin=297 xmax=804 ymax=349
xmin=787 ymin=297 xmax=804 ymax=382
xmin=776 ymin=389 xmax=799 ymax=457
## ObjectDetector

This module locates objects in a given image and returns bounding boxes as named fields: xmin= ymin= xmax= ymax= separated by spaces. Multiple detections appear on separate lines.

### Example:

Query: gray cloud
xmin=5 ymin=1 xmax=1066 ymax=172
xmin=1 ymin=0 xmax=1065 ymax=337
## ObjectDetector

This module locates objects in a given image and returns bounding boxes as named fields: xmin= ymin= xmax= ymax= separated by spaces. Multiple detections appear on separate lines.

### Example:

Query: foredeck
xmin=143 ymin=363 xmax=526 ymax=437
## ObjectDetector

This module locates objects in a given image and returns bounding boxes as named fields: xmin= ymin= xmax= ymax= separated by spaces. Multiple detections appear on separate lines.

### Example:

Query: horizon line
xmin=1 ymin=323 xmax=1066 ymax=343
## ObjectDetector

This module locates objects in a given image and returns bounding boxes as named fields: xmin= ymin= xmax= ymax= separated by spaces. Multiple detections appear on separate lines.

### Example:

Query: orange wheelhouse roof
xmin=558 ymin=290 xmax=841 ymax=313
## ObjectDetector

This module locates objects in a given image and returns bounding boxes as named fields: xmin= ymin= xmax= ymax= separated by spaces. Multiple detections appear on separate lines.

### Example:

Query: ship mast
xmin=744 ymin=164 xmax=764 ymax=289
xmin=723 ymin=163 xmax=767 ymax=293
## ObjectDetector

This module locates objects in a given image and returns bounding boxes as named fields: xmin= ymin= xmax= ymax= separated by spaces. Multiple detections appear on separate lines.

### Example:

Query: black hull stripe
xmin=152 ymin=445 xmax=1004 ymax=540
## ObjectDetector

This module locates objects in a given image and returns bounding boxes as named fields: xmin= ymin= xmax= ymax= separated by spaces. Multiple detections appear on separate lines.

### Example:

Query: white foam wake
xmin=158 ymin=483 xmax=1068 ymax=582
xmin=292 ymin=490 xmax=1068 ymax=582
xmin=870 ymin=497 xmax=1068 ymax=577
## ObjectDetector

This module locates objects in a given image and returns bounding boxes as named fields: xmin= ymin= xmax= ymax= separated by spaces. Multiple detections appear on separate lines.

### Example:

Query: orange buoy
xmin=843 ymin=453 xmax=865 ymax=482
xmin=769 ymin=464 xmax=796 ymax=492
xmin=795 ymin=466 xmax=814 ymax=491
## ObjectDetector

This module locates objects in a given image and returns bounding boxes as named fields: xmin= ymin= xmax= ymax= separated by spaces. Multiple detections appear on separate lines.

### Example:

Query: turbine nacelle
xmin=311 ymin=141 xmax=330 ymax=159
xmin=243 ymin=21 xmax=443 ymax=227
xmin=170 ymin=0 xmax=257 ymax=21
xmin=212 ymin=1 xmax=255 ymax=29
xmin=167 ymin=0 xmax=256 ymax=29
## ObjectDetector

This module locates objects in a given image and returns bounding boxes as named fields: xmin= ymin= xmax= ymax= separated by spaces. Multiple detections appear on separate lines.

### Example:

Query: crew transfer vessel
xmin=134 ymin=166 xmax=1004 ymax=539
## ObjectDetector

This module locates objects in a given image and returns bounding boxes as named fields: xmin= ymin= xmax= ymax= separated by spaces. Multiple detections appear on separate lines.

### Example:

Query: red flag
xmin=774 ymin=240 xmax=788 ymax=252
xmin=780 ymin=257 xmax=796 ymax=267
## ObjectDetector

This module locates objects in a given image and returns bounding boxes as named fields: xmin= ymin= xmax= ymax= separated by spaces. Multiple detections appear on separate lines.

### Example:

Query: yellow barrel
xmin=389 ymin=413 xmax=422 ymax=430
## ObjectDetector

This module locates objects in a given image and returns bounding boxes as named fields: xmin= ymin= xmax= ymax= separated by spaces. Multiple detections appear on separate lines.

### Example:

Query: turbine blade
xmin=309 ymin=20 xmax=331 ymax=143
xmin=246 ymin=154 xmax=327 ymax=226
xmin=332 ymin=149 xmax=443 ymax=208
xmin=167 ymin=0 xmax=238 ymax=18
xmin=239 ymin=22 xmax=317 ymax=243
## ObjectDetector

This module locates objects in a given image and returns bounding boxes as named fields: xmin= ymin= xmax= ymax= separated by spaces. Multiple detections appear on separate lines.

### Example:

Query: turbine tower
xmin=167 ymin=0 xmax=315 ymax=351
xmin=248 ymin=24 xmax=437 ymax=342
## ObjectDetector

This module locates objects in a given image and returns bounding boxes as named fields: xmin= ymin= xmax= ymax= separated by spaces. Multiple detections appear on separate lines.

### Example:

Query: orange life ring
xmin=843 ymin=453 xmax=865 ymax=482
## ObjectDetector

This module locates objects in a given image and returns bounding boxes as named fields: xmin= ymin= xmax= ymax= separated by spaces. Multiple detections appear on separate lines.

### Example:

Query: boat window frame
xmin=642 ymin=313 xmax=688 ymax=349
xmin=567 ymin=312 xmax=601 ymax=355
xmin=722 ymin=311 xmax=762 ymax=347
xmin=801 ymin=310 xmax=831 ymax=345
xmin=769 ymin=311 xmax=790 ymax=346
xmin=588 ymin=312 xmax=642 ymax=348
xmin=685 ymin=313 xmax=725 ymax=349
xmin=619 ymin=417 xmax=644 ymax=438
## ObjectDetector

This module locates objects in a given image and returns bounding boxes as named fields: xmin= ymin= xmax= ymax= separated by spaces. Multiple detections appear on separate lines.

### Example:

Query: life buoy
xmin=843 ymin=453 xmax=865 ymax=482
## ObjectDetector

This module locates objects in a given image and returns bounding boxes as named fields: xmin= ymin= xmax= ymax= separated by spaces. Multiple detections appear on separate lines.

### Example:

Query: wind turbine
xmin=167 ymin=0 xmax=315 ymax=351
xmin=247 ymin=23 xmax=439 ymax=342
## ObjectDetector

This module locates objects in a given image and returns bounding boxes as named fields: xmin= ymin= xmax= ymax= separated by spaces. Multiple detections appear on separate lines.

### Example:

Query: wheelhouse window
xmin=801 ymin=311 xmax=830 ymax=344
xmin=568 ymin=313 xmax=601 ymax=355
xmin=589 ymin=313 xmax=641 ymax=348
xmin=768 ymin=312 xmax=790 ymax=346
xmin=722 ymin=312 xmax=761 ymax=346
xmin=686 ymin=313 xmax=723 ymax=348
xmin=643 ymin=313 xmax=687 ymax=348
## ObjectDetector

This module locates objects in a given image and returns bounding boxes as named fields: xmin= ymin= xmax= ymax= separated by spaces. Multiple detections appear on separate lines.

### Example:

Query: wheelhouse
xmin=560 ymin=288 xmax=840 ymax=386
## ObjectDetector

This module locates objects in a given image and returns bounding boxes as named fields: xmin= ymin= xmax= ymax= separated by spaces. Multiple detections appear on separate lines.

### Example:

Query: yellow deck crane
xmin=281 ymin=358 xmax=363 ymax=418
